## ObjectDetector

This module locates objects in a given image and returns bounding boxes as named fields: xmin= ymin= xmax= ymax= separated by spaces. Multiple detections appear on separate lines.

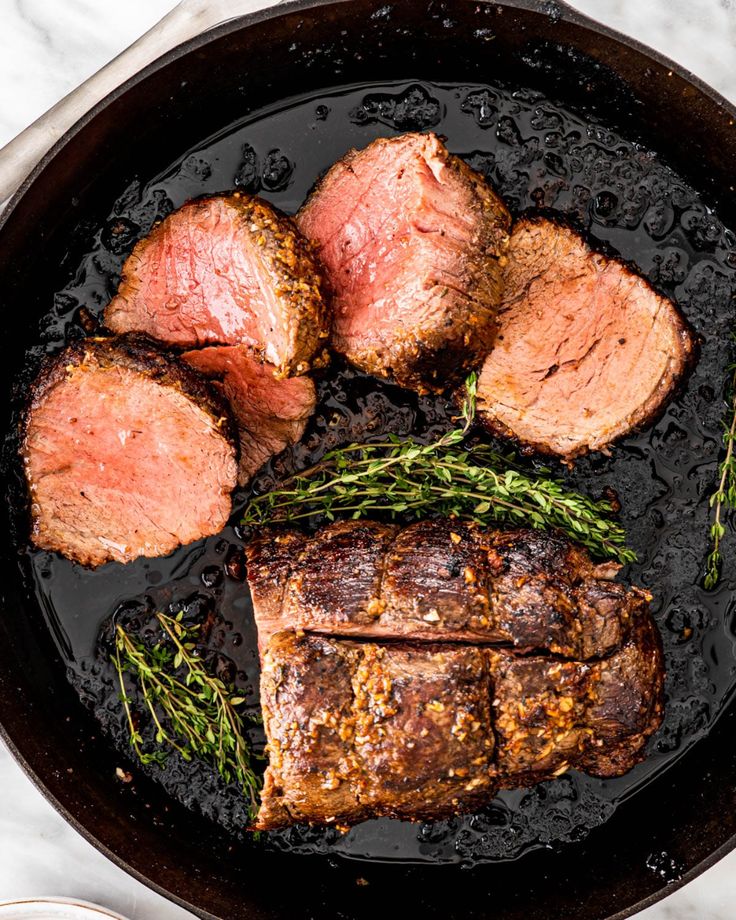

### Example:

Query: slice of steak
xmin=105 ymin=194 xmax=327 ymax=376
xmin=491 ymin=615 xmax=664 ymax=784
xmin=476 ymin=217 xmax=695 ymax=457
xmin=23 ymin=335 xmax=237 ymax=567
xmin=182 ymin=345 xmax=316 ymax=486
xmin=254 ymin=619 xmax=663 ymax=830
xmin=297 ymin=132 xmax=510 ymax=391
xmin=255 ymin=631 xmax=496 ymax=831
xmin=247 ymin=519 xmax=646 ymax=659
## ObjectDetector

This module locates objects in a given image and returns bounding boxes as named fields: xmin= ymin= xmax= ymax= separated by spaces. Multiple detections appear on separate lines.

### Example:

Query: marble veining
xmin=577 ymin=0 xmax=736 ymax=105
xmin=0 ymin=0 xmax=178 ymax=148
xmin=1 ymin=1 xmax=736 ymax=918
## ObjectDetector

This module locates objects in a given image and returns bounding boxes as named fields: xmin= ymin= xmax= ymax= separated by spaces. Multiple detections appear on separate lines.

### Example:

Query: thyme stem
xmin=112 ymin=612 xmax=261 ymax=816
xmin=705 ymin=362 xmax=736 ymax=589
xmin=244 ymin=374 xmax=635 ymax=564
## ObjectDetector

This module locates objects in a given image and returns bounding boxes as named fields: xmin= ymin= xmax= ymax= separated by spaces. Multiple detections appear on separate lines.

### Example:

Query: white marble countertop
xmin=1 ymin=1 xmax=736 ymax=917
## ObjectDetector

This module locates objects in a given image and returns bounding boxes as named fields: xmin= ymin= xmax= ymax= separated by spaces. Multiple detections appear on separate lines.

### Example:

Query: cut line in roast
xmin=476 ymin=217 xmax=696 ymax=457
xmin=249 ymin=517 xmax=664 ymax=829
xmin=104 ymin=193 xmax=327 ymax=376
xmin=22 ymin=336 xmax=238 ymax=567
xmin=297 ymin=132 xmax=511 ymax=391
xmin=182 ymin=345 xmax=316 ymax=486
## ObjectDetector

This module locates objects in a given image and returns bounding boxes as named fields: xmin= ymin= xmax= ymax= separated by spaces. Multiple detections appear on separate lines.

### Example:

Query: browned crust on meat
xmin=245 ymin=527 xmax=310 ymax=653
xmin=492 ymin=614 xmax=664 ymax=785
xmin=255 ymin=631 xmax=364 ymax=830
xmin=476 ymin=214 xmax=698 ymax=457
xmin=250 ymin=519 xmax=663 ymax=830
xmin=283 ymin=519 xmax=400 ymax=631
xmin=246 ymin=519 xmax=647 ymax=660
xmin=485 ymin=526 xmax=650 ymax=660
xmin=580 ymin=612 xmax=665 ymax=776
xmin=226 ymin=195 xmax=328 ymax=376
xmin=106 ymin=193 xmax=328 ymax=377
xmin=23 ymin=334 xmax=238 ymax=453
xmin=255 ymin=631 xmax=498 ymax=830
xmin=299 ymin=136 xmax=511 ymax=393
xmin=254 ymin=620 xmax=664 ymax=830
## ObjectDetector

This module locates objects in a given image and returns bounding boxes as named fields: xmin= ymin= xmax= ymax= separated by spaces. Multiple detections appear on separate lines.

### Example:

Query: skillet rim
xmin=1 ymin=1 xmax=736 ymax=918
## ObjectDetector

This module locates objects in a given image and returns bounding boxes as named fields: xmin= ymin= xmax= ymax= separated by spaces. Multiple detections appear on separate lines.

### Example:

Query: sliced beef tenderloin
xmin=255 ymin=631 xmax=497 ymax=831
xmin=182 ymin=345 xmax=316 ymax=486
xmin=105 ymin=194 xmax=327 ymax=376
xmin=23 ymin=336 xmax=237 ymax=567
xmin=476 ymin=217 xmax=695 ymax=457
xmin=246 ymin=519 xmax=647 ymax=659
xmin=297 ymin=132 xmax=510 ymax=391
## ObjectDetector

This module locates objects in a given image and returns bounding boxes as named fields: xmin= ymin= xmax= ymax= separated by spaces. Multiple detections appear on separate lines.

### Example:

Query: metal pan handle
xmin=0 ymin=0 xmax=278 ymax=211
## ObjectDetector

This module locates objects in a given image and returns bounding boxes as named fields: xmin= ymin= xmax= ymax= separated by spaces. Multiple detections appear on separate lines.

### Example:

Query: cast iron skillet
xmin=1 ymin=1 xmax=736 ymax=917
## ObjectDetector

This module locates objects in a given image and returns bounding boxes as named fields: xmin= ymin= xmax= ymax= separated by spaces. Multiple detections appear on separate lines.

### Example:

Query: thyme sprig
xmin=244 ymin=374 xmax=635 ymax=564
xmin=705 ymin=361 xmax=736 ymax=589
xmin=113 ymin=612 xmax=261 ymax=816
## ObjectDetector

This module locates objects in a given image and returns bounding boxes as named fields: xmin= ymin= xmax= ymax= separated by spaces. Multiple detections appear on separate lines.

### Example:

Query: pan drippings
xmin=21 ymin=80 xmax=736 ymax=864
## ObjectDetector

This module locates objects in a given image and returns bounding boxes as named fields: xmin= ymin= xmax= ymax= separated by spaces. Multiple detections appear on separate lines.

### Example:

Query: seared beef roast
xmin=250 ymin=518 xmax=664 ymax=830
xmin=23 ymin=336 xmax=237 ymax=567
xmin=255 ymin=632 xmax=497 ymax=829
xmin=254 ymin=617 xmax=663 ymax=830
xmin=105 ymin=194 xmax=327 ymax=376
xmin=182 ymin=345 xmax=316 ymax=485
xmin=298 ymin=133 xmax=510 ymax=390
xmin=476 ymin=217 xmax=695 ymax=457
xmin=246 ymin=519 xmax=649 ymax=659
xmin=490 ymin=615 xmax=663 ymax=784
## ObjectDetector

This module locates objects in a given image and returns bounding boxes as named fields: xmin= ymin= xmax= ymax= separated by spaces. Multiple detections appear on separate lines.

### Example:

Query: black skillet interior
xmin=1 ymin=1 xmax=736 ymax=918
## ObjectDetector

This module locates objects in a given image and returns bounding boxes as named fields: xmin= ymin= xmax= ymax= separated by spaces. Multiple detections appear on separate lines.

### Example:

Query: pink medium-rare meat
xmin=476 ymin=217 xmax=696 ymax=457
xmin=297 ymin=132 xmax=511 ymax=391
xmin=104 ymin=194 xmax=327 ymax=376
xmin=182 ymin=345 xmax=316 ymax=485
xmin=22 ymin=336 xmax=237 ymax=567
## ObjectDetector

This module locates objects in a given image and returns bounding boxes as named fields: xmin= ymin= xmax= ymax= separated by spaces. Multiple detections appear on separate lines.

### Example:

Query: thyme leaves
xmin=243 ymin=375 xmax=635 ymax=564
xmin=705 ymin=362 xmax=736 ymax=589
xmin=113 ymin=612 xmax=261 ymax=816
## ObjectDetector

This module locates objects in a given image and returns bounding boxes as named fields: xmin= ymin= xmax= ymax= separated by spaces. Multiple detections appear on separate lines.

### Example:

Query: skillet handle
xmin=0 ymin=0 xmax=278 ymax=212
